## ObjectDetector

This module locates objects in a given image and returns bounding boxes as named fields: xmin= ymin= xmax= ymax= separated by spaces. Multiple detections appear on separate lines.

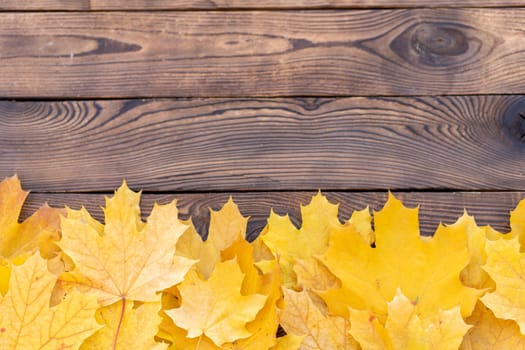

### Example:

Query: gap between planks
xmin=2 ymin=1 xmax=525 ymax=11
xmin=21 ymin=191 xmax=525 ymax=239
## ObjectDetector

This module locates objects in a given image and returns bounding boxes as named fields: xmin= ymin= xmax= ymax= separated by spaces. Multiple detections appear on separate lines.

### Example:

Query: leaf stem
xmin=113 ymin=298 xmax=126 ymax=350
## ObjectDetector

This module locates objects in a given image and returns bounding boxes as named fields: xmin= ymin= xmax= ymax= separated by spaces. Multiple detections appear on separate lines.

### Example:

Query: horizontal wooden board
xmin=1 ymin=0 xmax=524 ymax=10
xmin=21 ymin=191 xmax=525 ymax=239
xmin=2 ymin=96 xmax=525 ymax=192
xmin=2 ymin=10 xmax=525 ymax=97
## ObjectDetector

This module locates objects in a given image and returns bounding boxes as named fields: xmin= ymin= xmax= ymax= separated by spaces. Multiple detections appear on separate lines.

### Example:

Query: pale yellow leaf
xmin=175 ymin=219 xmax=220 ymax=279
xmin=281 ymin=288 xmax=360 ymax=350
xmin=294 ymin=258 xmax=340 ymax=294
xmin=159 ymin=308 xmax=221 ymax=350
xmin=176 ymin=198 xmax=249 ymax=279
xmin=58 ymin=182 xmax=195 ymax=305
xmin=0 ymin=175 xmax=63 ymax=294
xmin=509 ymin=198 xmax=525 ymax=250
xmin=221 ymin=238 xmax=262 ymax=295
xmin=270 ymin=334 xmax=305 ymax=350
xmin=456 ymin=213 xmax=497 ymax=290
xmin=166 ymin=259 xmax=267 ymax=347
xmin=347 ymin=206 xmax=374 ymax=245
xmin=350 ymin=289 xmax=470 ymax=350
xmin=0 ymin=253 xmax=100 ymax=349
xmin=165 ymin=233 xmax=282 ymax=350
xmin=81 ymin=300 xmax=167 ymax=350
xmin=461 ymin=301 xmax=525 ymax=349
xmin=223 ymin=259 xmax=283 ymax=350
xmin=208 ymin=196 xmax=248 ymax=252
xmin=481 ymin=236 xmax=525 ymax=334
xmin=260 ymin=192 xmax=343 ymax=288
xmin=167 ymin=332 xmax=220 ymax=350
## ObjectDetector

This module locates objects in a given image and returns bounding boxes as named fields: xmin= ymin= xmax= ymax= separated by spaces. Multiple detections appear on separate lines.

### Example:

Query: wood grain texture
xmin=0 ymin=0 xmax=89 ymax=10
xmin=1 ymin=0 xmax=524 ymax=10
xmin=21 ymin=191 xmax=525 ymax=239
xmin=2 ymin=10 xmax=525 ymax=97
xmin=2 ymin=96 xmax=525 ymax=192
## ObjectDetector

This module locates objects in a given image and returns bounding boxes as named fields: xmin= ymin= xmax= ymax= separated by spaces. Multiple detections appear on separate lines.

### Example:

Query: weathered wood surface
xmin=1 ymin=0 xmax=524 ymax=10
xmin=2 ymin=10 xmax=525 ymax=98
xmin=22 ymin=191 xmax=525 ymax=239
xmin=2 ymin=96 xmax=525 ymax=192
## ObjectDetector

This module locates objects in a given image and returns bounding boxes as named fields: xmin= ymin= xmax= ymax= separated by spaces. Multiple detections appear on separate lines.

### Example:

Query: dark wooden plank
xmin=2 ymin=10 xmax=525 ymax=97
xmin=21 ymin=191 xmax=525 ymax=239
xmin=0 ymin=1 xmax=89 ymax=10
xmin=1 ymin=0 xmax=524 ymax=10
xmin=2 ymin=96 xmax=525 ymax=192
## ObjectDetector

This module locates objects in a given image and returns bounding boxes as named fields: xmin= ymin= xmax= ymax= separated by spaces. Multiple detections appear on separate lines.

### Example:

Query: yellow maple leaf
xmin=461 ymin=301 xmax=525 ymax=349
xmin=347 ymin=206 xmax=374 ymax=245
xmin=80 ymin=300 xmax=167 ymax=350
xmin=509 ymin=198 xmax=525 ymax=250
xmin=281 ymin=288 xmax=360 ymax=350
xmin=208 ymin=197 xmax=249 ymax=251
xmin=160 ymin=317 xmax=221 ymax=350
xmin=57 ymin=182 xmax=195 ymax=306
xmin=166 ymin=258 xmax=267 ymax=347
xmin=259 ymin=192 xmax=343 ymax=288
xmin=223 ymin=257 xmax=283 ymax=350
xmin=350 ymin=289 xmax=470 ymax=350
xmin=294 ymin=258 xmax=340 ymax=297
xmin=481 ymin=236 xmax=525 ymax=334
xmin=176 ymin=197 xmax=248 ymax=279
xmin=0 ymin=253 xmax=100 ymax=349
xmin=0 ymin=175 xmax=63 ymax=294
xmin=167 ymin=199 xmax=282 ymax=349
xmin=456 ymin=213 xmax=497 ymax=290
xmin=162 ymin=260 xmax=282 ymax=350
xmin=320 ymin=193 xmax=480 ymax=319
xmin=269 ymin=334 xmax=304 ymax=350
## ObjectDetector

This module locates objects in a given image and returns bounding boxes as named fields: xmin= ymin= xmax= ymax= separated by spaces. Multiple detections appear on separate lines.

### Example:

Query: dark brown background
xmin=1 ymin=1 xmax=524 ymax=239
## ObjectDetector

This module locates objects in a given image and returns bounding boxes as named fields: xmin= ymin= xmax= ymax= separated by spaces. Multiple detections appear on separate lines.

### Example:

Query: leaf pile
xmin=1 ymin=176 xmax=525 ymax=349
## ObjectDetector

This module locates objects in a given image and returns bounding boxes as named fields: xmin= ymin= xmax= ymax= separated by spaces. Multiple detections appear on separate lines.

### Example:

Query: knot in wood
xmin=391 ymin=22 xmax=476 ymax=68
xmin=502 ymin=99 xmax=525 ymax=144
xmin=411 ymin=24 xmax=468 ymax=57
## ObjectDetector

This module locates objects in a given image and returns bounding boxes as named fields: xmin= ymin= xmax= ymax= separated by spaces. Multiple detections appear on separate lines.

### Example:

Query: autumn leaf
xmin=461 ymin=301 xmax=525 ymax=349
xmin=160 ymin=258 xmax=282 ymax=350
xmin=159 ymin=319 xmax=221 ymax=350
xmin=176 ymin=197 xmax=248 ymax=278
xmin=509 ymin=198 xmax=525 ymax=250
xmin=0 ymin=253 xmax=100 ymax=349
xmin=57 ymin=182 xmax=195 ymax=306
xmin=319 ymin=193 xmax=480 ymax=320
xmin=0 ymin=175 xmax=62 ymax=294
xmin=481 ymin=236 xmax=525 ymax=334
xmin=270 ymin=334 xmax=304 ymax=350
xmin=347 ymin=207 xmax=374 ymax=245
xmin=208 ymin=196 xmax=249 ymax=251
xmin=350 ymin=289 xmax=470 ymax=350
xmin=166 ymin=198 xmax=282 ymax=349
xmin=222 ymin=256 xmax=283 ymax=350
xmin=456 ymin=213 xmax=498 ymax=290
xmin=80 ymin=299 xmax=167 ymax=350
xmin=281 ymin=288 xmax=360 ymax=350
xmin=165 ymin=258 xmax=267 ymax=347
xmin=294 ymin=258 xmax=340 ymax=299
xmin=258 ymin=192 xmax=344 ymax=288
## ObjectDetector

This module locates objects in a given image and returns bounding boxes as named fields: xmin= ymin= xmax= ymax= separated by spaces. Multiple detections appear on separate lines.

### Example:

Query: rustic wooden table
xmin=1 ymin=1 xmax=524 ymax=239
